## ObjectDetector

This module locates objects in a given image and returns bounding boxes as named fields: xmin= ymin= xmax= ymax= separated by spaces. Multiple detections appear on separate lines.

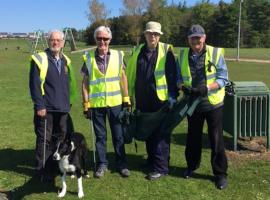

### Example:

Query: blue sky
xmin=0 ymin=0 xmax=231 ymax=33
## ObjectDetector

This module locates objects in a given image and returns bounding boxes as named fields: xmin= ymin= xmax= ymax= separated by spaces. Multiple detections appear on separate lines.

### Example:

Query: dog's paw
xmin=70 ymin=174 xmax=76 ymax=179
xmin=78 ymin=191 xmax=84 ymax=198
xmin=58 ymin=193 xmax=65 ymax=198
xmin=84 ymin=174 xmax=90 ymax=179
xmin=58 ymin=190 xmax=66 ymax=198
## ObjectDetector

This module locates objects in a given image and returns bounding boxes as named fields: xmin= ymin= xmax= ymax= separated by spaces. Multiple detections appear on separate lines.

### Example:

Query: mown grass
xmin=0 ymin=39 xmax=270 ymax=200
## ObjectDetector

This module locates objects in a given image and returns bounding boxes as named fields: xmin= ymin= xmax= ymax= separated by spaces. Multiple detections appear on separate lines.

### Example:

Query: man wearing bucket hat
xmin=177 ymin=24 xmax=228 ymax=189
xmin=126 ymin=21 xmax=178 ymax=180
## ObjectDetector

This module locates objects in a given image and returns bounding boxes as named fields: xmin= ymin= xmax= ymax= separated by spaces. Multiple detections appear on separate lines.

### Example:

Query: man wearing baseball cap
xmin=177 ymin=24 xmax=229 ymax=189
xmin=126 ymin=21 xmax=178 ymax=180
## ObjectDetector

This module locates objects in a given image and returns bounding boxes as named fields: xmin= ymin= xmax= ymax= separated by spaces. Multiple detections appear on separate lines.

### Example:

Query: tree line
xmin=82 ymin=0 xmax=270 ymax=48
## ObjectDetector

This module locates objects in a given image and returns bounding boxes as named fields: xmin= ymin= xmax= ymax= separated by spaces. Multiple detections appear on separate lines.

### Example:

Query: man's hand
xmin=193 ymin=85 xmax=208 ymax=97
xmin=83 ymin=102 xmax=92 ymax=120
xmin=37 ymin=109 xmax=46 ymax=118
xmin=122 ymin=96 xmax=132 ymax=111
xmin=181 ymin=85 xmax=193 ymax=95
xmin=168 ymin=97 xmax=177 ymax=109
xmin=84 ymin=108 xmax=92 ymax=120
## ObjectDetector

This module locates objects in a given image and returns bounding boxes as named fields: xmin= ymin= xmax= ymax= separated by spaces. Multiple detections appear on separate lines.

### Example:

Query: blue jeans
xmin=91 ymin=105 xmax=127 ymax=169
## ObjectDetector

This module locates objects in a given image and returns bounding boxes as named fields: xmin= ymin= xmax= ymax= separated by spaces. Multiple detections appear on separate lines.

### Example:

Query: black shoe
xmin=215 ymin=176 xmax=228 ymax=190
xmin=183 ymin=169 xmax=194 ymax=179
xmin=146 ymin=172 xmax=167 ymax=181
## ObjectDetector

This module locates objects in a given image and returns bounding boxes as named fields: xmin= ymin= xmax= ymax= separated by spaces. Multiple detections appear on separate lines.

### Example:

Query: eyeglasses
xmin=49 ymin=39 xmax=63 ymax=42
xmin=96 ymin=37 xmax=110 ymax=41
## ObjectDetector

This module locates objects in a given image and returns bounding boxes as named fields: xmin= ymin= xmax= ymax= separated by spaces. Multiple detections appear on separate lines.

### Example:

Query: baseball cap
xmin=188 ymin=24 xmax=205 ymax=38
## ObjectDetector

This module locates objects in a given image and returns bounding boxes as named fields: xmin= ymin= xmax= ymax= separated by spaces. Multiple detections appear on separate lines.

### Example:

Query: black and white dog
xmin=53 ymin=132 xmax=89 ymax=198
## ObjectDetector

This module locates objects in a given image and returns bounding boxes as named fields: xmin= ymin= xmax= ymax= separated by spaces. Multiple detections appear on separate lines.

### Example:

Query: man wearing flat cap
xmin=177 ymin=24 xmax=228 ymax=189
xmin=126 ymin=21 xmax=178 ymax=180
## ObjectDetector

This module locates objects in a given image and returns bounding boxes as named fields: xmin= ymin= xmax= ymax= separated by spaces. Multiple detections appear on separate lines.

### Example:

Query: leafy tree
xmin=190 ymin=2 xmax=216 ymax=34
xmin=207 ymin=1 xmax=238 ymax=47
xmin=84 ymin=20 xmax=108 ymax=45
xmin=82 ymin=0 xmax=270 ymax=47
xmin=87 ymin=0 xmax=109 ymax=24
xmin=121 ymin=0 xmax=148 ymax=45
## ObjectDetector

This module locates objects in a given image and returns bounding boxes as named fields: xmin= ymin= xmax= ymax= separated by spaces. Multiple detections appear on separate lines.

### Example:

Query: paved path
xmin=226 ymin=58 xmax=270 ymax=64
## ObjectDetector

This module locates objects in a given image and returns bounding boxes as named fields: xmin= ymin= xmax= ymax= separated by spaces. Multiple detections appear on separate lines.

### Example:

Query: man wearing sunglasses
xmin=81 ymin=26 xmax=130 ymax=178
xmin=177 ymin=24 xmax=228 ymax=189
xmin=126 ymin=21 xmax=178 ymax=180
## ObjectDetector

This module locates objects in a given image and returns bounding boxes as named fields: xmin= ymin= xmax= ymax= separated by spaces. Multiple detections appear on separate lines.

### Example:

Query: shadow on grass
xmin=171 ymin=132 xmax=234 ymax=150
xmin=0 ymin=136 xmax=229 ymax=199
xmin=169 ymin=165 xmax=214 ymax=182
xmin=89 ymin=150 xmax=151 ymax=175
xmin=0 ymin=148 xmax=154 ymax=199
xmin=0 ymin=148 xmax=58 ymax=199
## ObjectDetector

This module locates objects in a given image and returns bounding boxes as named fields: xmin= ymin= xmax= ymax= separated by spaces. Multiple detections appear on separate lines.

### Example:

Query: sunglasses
xmin=96 ymin=37 xmax=110 ymax=41
xmin=146 ymin=32 xmax=160 ymax=36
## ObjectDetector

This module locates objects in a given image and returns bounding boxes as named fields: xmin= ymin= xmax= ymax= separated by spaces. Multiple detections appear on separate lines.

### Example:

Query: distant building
xmin=0 ymin=32 xmax=8 ymax=38
xmin=11 ymin=33 xmax=28 ymax=38
xmin=28 ymin=32 xmax=36 ymax=39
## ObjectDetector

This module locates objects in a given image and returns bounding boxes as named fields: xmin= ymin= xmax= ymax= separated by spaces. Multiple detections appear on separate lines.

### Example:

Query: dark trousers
xmin=92 ymin=105 xmax=127 ymax=169
xmin=185 ymin=106 xmax=228 ymax=178
xmin=34 ymin=112 xmax=68 ymax=171
xmin=146 ymin=129 xmax=170 ymax=174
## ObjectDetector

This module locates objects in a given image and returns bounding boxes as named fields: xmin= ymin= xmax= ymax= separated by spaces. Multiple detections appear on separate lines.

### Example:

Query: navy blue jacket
xmin=135 ymin=44 xmax=178 ymax=112
xmin=29 ymin=49 xmax=70 ymax=112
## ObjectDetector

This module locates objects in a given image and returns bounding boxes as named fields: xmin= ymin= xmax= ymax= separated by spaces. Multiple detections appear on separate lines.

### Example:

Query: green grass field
xmin=0 ymin=39 xmax=270 ymax=200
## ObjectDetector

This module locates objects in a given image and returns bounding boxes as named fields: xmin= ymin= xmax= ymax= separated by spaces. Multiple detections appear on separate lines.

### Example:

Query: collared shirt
xmin=81 ymin=48 xmax=125 ymax=76
xmin=53 ymin=57 xmax=62 ymax=74
xmin=177 ymin=45 xmax=229 ymax=112
xmin=94 ymin=48 xmax=110 ymax=74
xmin=177 ymin=46 xmax=228 ymax=88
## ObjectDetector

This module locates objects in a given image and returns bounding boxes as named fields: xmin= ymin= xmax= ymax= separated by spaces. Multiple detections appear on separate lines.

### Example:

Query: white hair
xmin=48 ymin=29 xmax=65 ymax=40
xmin=94 ymin=26 xmax=112 ymax=40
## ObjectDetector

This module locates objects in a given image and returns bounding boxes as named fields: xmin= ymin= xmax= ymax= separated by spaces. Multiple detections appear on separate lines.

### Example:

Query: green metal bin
xmin=223 ymin=81 xmax=270 ymax=151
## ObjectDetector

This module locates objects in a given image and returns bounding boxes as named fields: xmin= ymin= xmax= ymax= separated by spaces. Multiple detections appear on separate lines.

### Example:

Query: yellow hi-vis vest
xmin=83 ymin=49 xmax=124 ymax=108
xmin=178 ymin=45 xmax=225 ymax=105
xmin=30 ymin=52 xmax=77 ymax=104
xmin=126 ymin=42 xmax=172 ymax=101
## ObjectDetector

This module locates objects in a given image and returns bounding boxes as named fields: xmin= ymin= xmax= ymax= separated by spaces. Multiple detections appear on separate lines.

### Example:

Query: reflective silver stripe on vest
xmin=212 ymin=47 xmax=218 ymax=65
xmin=156 ymin=85 xmax=167 ymax=90
xmin=155 ymin=70 xmax=165 ymax=76
xmin=89 ymin=90 xmax=121 ymax=98
xmin=117 ymin=50 xmax=122 ymax=76
xmin=85 ymin=52 xmax=92 ymax=76
xmin=206 ymin=73 xmax=216 ymax=80
xmin=179 ymin=49 xmax=185 ymax=68
xmin=89 ymin=76 xmax=120 ymax=85
xmin=164 ymin=43 xmax=168 ymax=54
xmin=208 ymin=89 xmax=218 ymax=95
xmin=182 ymin=76 xmax=191 ymax=82
xmin=207 ymin=47 xmax=218 ymax=78
xmin=34 ymin=53 xmax=43 ymax=64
